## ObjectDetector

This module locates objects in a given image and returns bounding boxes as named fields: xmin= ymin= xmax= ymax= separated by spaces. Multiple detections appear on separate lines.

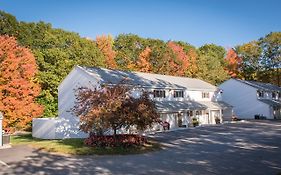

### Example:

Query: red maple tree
xmin=0 ymin=35 xmax=43 ymax=130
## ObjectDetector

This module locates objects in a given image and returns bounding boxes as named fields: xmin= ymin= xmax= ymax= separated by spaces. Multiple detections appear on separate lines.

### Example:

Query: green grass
xmin=11 ymin=134 xmax=161 ymax=155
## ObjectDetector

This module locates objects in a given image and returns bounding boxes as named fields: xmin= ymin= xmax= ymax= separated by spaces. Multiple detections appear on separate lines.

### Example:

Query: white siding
xmin=32 ymin=118 xmax=56 ymax=139
xmin=186 ymin=90 xmax=215 ymax=101
xmin=58 ymin=66 xmax=99 ymax=120
xmin=56 ymin=66 xmax=100 ymax=138
xmin=33 ymin=66 xmax=99 ymax=139
xmin=222 ymin=108 xmax=233 ymax=121
xmin=219 ymin=79 xmax=271 ymax=119
xmin=151 ymin=89 xmax=217 ymax=102
xmin=33 ymin=65 xmax=230 ymax=139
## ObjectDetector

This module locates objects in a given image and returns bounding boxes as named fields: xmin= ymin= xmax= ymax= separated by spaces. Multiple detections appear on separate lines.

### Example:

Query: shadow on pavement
xmin=1 ymin=120 xmax=281 ymax=175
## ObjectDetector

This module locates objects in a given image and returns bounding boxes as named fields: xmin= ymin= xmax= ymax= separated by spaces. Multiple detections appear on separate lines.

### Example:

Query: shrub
xmin=84 ymin=134 xmax=147 ymax=148
xmin=215 ymin=117 xmax=221 ymax=124
xmin=192 ymin=118 xmax=199 ymax=127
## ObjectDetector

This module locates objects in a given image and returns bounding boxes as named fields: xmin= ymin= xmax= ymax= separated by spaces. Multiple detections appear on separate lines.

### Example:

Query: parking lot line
xmin=0 ymin=160 xmax=10 ymax=168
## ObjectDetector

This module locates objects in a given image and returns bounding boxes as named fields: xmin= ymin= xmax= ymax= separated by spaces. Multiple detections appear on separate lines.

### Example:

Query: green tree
xmin=0 ymin=11 xmax=19 ymax=36
xmin=259 ymin=32 xmax=281 ymax=86
xmin=197 ymin=44 xmax=229 ymax=85
xmin=236 ymin=41 xmax=262 ymax=80
xmin=0 ymin=12 xmax=106 ymax=117
xmin=33 ymin=28 xmax=105 ymax=117
xmin=145 ymin=38 xmax=175 ymax=75
xmin=236 ymin=32 xmax=281 ymax=86
xmin=114 ymin=34 xmax=146 ymax=70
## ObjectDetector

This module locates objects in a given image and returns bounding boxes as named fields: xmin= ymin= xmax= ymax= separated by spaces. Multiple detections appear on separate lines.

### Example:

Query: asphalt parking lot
xmin=1 ymin=120 xmax=281 ymax=175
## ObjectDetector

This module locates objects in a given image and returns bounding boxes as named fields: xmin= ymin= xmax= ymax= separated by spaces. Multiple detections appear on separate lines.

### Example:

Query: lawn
xmin=11 ymin=134 xmax=161 ymax=155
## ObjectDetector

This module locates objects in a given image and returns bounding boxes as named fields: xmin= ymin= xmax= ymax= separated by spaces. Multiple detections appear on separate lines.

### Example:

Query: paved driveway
xmin=1 ymin=121 xmax=281 ymax=175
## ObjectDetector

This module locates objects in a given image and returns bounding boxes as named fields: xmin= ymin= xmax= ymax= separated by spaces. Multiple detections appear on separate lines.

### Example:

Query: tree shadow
xmin=2 ymin=121 xmax=281 ymax=175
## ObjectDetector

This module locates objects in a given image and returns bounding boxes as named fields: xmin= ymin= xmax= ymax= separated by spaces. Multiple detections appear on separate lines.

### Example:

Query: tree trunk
xmin=114 ymin=128 xmax=117 ymax=136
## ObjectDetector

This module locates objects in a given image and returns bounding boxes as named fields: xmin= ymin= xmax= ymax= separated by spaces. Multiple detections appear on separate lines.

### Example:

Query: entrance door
xmin=177 ymin=113 xmax=184 ymax=127
xmin=273 ymin=107 xmax=281 ymax=119
xmin=210 ymin=110 xmax=220 ymax=124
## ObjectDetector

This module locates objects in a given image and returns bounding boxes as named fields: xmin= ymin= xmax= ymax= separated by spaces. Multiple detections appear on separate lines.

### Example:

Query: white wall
xmin=58 ymin=66 xmax=99 ymax=120
xmin=58 ymin=66 xmax=100 ymax=138
xmin=33 ymin=66 xmax=98 ymax=139
xmin=186 ymin=90 xmax=215 ymax=101
xmin=32 ymin=118 xmax=56 ymax=139
xmin=222 ymin=108 xmax=233 ymax=121
xmin=219 ymin=79 xmax=271 ymax=119
xmin=148 ymin=89 xmax=217 ymax=102
xmin=32 ymin=118 xmax=88 ymax=139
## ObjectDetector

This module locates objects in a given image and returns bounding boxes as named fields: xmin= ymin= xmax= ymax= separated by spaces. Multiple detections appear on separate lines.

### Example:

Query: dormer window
xmin=153 ymin=90 xmax=166 ymax=98
xmin=257 ymin=90 xmax=264 ymax=98
xmin=202 ymin=92 xmax=210 ymax=99
xmin=174 ymin=90 xmax=184 ymax=98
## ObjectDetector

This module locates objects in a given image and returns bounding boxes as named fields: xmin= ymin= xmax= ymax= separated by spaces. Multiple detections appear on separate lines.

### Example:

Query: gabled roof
xmin=235 ymin=79 xmax=281 ymax=91
xmin=199 ymin=101 xmax=233 ymax=109
xmin=155 ymin=101 xmax=207 ymax=112
xmin=155 ymin=100 xmax=232 ymax=112
xmin=78 ymin=66 xmax=217 ymax=91
xmin=259 ymin=99 xmax=281 ymax=107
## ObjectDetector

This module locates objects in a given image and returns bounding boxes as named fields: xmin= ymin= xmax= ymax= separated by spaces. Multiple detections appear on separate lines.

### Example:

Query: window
xmin=153 ymin=90 xmax=166 ymax=98
xmin=174 ymin=90 xmax=184 ymax=98
xmin=195 ymin=110 xmax=202 ymax=116
xmin=272 ymin=92 xmax=276 ymax=99
xmin=257 ymin=90 xmax=264 ymax=98
xmin=202 ymin=92 xmax=210 ymax=99
xmin=187 ymin=111 xmax=193 ymax=117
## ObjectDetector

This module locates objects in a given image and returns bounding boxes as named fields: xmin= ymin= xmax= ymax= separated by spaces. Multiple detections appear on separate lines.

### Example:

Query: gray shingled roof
xmin=155 ymin=100 xmax=232 ymax=112
xmin=155 ymin=101 xmax=207 ymax=112
xmin=259 ymin=99 xmax=281 ymax=107
xmin=235 ymin=79 xmax=281 ymax=91
xmin=199 ymin=101 xmax=233 ymax=109
xmin=79 ymin=66 xmax=217 ymax=91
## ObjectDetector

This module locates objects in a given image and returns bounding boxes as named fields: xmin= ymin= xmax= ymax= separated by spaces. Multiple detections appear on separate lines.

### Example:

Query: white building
xmin=33 ymin=66 xmax=232 ymax=139
xmin=219 ymin=79 xmax=281 ymax=120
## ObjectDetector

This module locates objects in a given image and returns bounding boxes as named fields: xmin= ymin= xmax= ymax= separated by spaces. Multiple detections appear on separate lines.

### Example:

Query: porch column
xmin=208 ymin=109 xmax=211 ymax=124
xmin=219 ymin=109 xmax=223 ymax=123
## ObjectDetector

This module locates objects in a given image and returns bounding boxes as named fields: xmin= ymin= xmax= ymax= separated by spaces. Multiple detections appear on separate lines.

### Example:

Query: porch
xmin=155 ymin=100 xmax=233 ymax=130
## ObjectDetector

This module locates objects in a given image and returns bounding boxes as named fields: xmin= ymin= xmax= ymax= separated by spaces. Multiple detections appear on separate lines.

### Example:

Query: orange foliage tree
xmin=167 ymin=42 xmax=190 ymax=76
xmin=136 ymin=47 xmax=152 ymax=72
xmin=225 ymin=48 xmax=242 ymax=78
xmin=0 ymin=35 xmax=43 ymax=130
xmin=96 ymin=35 xmax=117 ymax=69
xmin=186 ymin=48 xmax=198 ymax=77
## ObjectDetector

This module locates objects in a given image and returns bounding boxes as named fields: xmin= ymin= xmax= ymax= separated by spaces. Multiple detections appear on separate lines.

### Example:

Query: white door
xmin=273 ymin=107 xmax=281 ymax=119
xmin=210 ymin=110 xmax=220 ymax=124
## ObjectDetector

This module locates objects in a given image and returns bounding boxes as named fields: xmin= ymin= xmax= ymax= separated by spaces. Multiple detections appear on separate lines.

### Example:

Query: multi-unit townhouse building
xmin=33 ymin=66 xmax=232 ymax=139
xmin=219 ymin=79 xmax=281 ymax=120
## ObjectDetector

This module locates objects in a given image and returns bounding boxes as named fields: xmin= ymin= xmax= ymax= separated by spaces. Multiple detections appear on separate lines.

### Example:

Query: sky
xmin=1 ymin=0 xmax=280 ymax=47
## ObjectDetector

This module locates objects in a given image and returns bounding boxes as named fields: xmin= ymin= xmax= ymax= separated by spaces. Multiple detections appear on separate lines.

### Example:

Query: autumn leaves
xmin=0 ymin=36 xmax=43 ymax=129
